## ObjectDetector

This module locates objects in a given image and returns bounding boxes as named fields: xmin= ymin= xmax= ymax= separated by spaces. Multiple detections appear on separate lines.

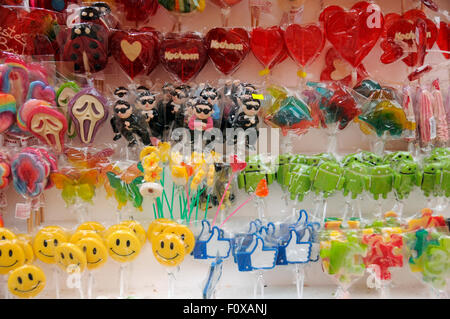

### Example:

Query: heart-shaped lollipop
xmin=159 ymin=32 xmax=208 ymax=83
xmin=206 ymin=27 xmax=250 ymax=75
xmin=0 ymin=93 xmax=16 ymax=133
xmin=26 ymin=81 xmax=56 ymax=103
xmin=323 ymin=1 xmax=384 ymax=68
xmin=27 ymin=106 xmax=68 ymax=153
xmin=115 ymin=0 xmax=158 ymax=24
xmin=251 ymin=26 xmax=285 ymax=73
xmin=284 ymin=24 xmax=325 ymax=73
xmin=68 ymin=88 xmax=108 ymax=145
xmin=320 ymin=48 xmax=367 ymax=86
xmin=437 ymin=22 xmax=449 ymax=60
xmin=110 ymin=29 xmax=158 ymax=79
xmin=381 ymin=10 xmax=438 ymax=67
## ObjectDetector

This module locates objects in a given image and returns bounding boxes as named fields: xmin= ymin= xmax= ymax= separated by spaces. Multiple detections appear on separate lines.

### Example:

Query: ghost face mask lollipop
xmin=68 ymin=88 xmax=108 ymax=145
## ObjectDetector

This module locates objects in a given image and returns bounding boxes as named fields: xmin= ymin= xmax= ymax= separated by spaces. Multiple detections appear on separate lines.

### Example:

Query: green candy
xmin=436 ymin=161 xmax=450 ymax=197
xmin=360 ymin=151 xmax=383 ymax=166
xmin=286 ymin=164 xmax=312 ymax=202
xmin=275 ymin=154 xmax=293 ymax=186
xmin=368 ymin=165 xmax=393 ymax=200
xmin=418 ymin=163 xmax=441 ymax=197
xmin=342 ymin=162 xmax=369 ymax=199
xmin=238 ymin=156 xmax=275 ymax=193
xmin=393 ymin=161 xmax=420 ymax=200
xmin=310 ymin=161 xmax=344 ymax=198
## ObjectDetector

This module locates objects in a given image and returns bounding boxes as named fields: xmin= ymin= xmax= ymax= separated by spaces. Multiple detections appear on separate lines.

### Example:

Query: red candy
xmin=159 ymin=32 xmax=208 ymax=83
xmin=323 ymin=1 xmax=384 ymax=68
xmin=116 ymin=0 xmax=158 ymax=24
xmin=251 ymin=26 xmax=285 ymax=72
xmin=362 ymin=234 xmax=403 ymax=281
xmin=230 ymin=155 xmax=247 ymax=173
xmin=110 ymin=29 xmax=159 ymax=79
xmin=255 ymin=179 xmax=268 ymax=198
xmin=437 ymin=22 xmax=449 ymax=60
xmin=206 ymin=27 xmax=250 ymax=75
xmin=284 ymin=24 xmax=325 ymax=69
xmin=62 ymin=23 xmax=109 ymax=74
xmin=381 ymin=10 xmax=437 ymax=67
xmin=320 ymin=48 xmax=368 ymax=86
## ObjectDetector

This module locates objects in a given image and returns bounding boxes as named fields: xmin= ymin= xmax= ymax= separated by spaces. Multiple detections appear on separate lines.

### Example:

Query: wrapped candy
xmin=115 ymin=0 xmax=158 ymax=26
xmin=263 ymin=85 xmax=319 ymax=136
xmin=251 ymin=26 xmax=286 ymax=76
xmin=320 ymin=219 xmax=367 ymax=299
xmin=110 ymin=29 xmax=160 ymax=79
xmin=355 ymin=80 xmax=416 ymax=143
xmin=158 ymin=0 xmax=205 ymax=31
xmin=209 ymin=0 xmax=242 ymax=27
xmin=284 ymin=24 xmax=325 ymax=79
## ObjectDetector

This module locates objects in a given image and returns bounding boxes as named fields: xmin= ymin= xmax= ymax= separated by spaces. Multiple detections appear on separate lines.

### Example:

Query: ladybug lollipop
xmin=62 ymin=23 xmax=108 ymax=75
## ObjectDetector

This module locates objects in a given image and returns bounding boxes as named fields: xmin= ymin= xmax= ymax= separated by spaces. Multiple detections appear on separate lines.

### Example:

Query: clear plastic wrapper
xmin=159 ymin=32 xmax=208 ymax=83
xmin=115 ymin=0 xmax=158 ymax=26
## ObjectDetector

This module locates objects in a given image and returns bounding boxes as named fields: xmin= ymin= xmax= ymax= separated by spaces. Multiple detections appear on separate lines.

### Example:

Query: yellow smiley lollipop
xmin=17 ymin=239 xmax=34 ymax=264
xmin=147 ymin=219 xmax=177 ymax=243
xmin=33 ymin=227 xmax=69 ymax=264
xmin=120 ymin=220 xmax=146 ymax=246
xmin=76 ymin=222 xmax=105 ymax=234
xmin=106 ymin=229 xmax=141 ymax=263
xmin=151 ymin=233 xmax=185 ymax=267
xmin=76 ymin=237 xmax=108 ymax=270
xmin=162 ymin=224 xmax=195 ymax=255
xmin=70 ymin=230 xmax=103 ymax=244
xmin=55 ymin=243 xmax=87 ymax=273
xmin=8 ymin=265 xmax=46 ymax=298
xmin=0 ymin=240 xmax=25 ymax=275
xmin=0 ymin=228 xmax=17 ymax=241
xmin=103 ymin=224 xmax=130 ymax=240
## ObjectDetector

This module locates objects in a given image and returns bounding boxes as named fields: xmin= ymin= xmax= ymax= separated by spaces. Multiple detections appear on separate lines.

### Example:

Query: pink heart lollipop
xmin=26 ymin=80 xmax=56 ymax=103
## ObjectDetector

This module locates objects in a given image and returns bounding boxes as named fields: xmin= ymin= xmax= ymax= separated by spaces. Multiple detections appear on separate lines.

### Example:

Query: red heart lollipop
xmin=437 ymin=22 xmax=449 ymax=60
xmin=381 ymin=9 xmax=437 ymax=67
xmin=324 ymin=1 xmax=384 ymax=68
xmin=110 ymin=30 xmax=158 ymax=79
xmin=116 ymin=0 xmax=158 ymax=24
xmin=140 ymin=27 xmax=161 ymax=75
xmin=251 ymin=26 xmax=285 ymax=73
xmin=284 ymin=24 xmax=325 ymax=70
xmin=159 ymin=32 xmax=208 ymax=83
xmin=206 ymin=27 xmax=250 ymax=75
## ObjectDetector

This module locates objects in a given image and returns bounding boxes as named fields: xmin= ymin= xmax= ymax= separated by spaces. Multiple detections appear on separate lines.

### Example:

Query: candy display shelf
xmin=0 ymin=0 xmax=449 ymax=300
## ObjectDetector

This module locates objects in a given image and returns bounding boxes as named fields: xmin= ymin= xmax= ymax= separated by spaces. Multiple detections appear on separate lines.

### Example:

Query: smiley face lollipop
xmin=55 ymin=243 xmax=87 ymax=273
xmin=105 ymin=229 xmax=141 ymax=263
xmin=0 ymin=240 xmax=25 ymax=275
xmin=8 ymin=264 xmax=46 ymax=298
xmin=162 ymin=224 xmax=195 ymax=255
xmin=151 ymin=232 xmax=186 ymax=267
xmin=32 ymin=227 xmax=69 ymax=264
xmin=76 ymin=237 xmax=108 ymax=270
xmin=120 ymin=220 xmax=147 ymax=246
xmin=0 ymin=228 xmax=17 ymax=241
xmin=147 ymin=218 xmax=178 ymax=243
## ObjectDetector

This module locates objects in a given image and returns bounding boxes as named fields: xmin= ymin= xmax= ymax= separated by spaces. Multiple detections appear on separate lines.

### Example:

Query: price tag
xmin=15 ymin=203 xmax=31 ymax=220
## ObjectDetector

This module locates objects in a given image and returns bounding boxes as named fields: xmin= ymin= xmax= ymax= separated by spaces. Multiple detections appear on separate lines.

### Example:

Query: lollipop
xmin=206 ymin=27 xmax=250 ymax=76
xmin=284 ymin=24 xmax=325 ymax=78
xmin=115 ymin=0 xmax=158 ymax=26
xmin=68 ymin=88 xmax=108 ymax=145
xmin=158 ymin=0 xmax=205 ymax=31
xmin=322 ymin=1 xmax=384 ymax=81
xmin=0 ymin=93 xmax=16 ymax=133
xmin=110 ymin=29 xmax=159 ymax=79
xmin=250 ymin=26 xmax=285 ymax=76
xmin=159 ymin=32 xmax=208 ymax=83
xmin=8 ymin=264 xmax=46 ymax=299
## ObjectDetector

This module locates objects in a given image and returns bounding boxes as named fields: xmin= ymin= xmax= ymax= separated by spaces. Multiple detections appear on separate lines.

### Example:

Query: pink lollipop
xmin=0 ymin=93 xmax=17 ymax=133
xmin=12 ymin=151 xmax=47 ymax=198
